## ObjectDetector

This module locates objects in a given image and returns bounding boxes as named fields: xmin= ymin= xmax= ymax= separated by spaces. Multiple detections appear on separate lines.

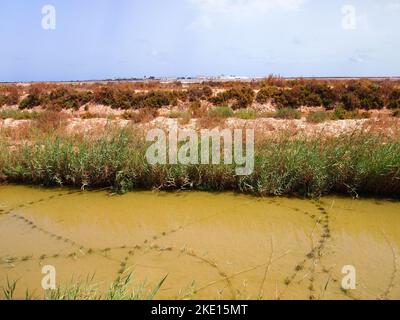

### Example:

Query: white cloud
xmin=188 ymin=0 xmax=305 ymax=29
xmin=385 ymin=1 xmax=400 ymax=11
xmin=189 ymin=15 xmax=213 ymax=30
xmin=191 ymin=0 xmax=305 ymax=14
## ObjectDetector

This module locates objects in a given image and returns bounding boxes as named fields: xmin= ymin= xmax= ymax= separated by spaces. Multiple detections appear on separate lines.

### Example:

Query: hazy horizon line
xmin=2 ymin=75 xmax=400 ymax=84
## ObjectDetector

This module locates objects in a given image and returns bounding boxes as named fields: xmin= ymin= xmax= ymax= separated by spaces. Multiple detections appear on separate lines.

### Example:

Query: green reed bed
xmin=1 ymin=130 xmax=400 ymax=198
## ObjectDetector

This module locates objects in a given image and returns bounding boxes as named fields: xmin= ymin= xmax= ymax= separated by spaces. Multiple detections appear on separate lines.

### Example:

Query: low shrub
xmin=142 ymin=91 xmax=176 ymax=108
xmin=93 ymin=87 xmax=177 ymax=109
xmin=388 ymin=89 xmax=400 ymax=109
xmin=0 ymin=94 xmax=7 ymax=106
xmin=122 ymin=108 xmax=158 ymax=123
xmin=43 ymin=88 xmax=92 ymax=111
xmin=4 ymin=79 xmax=398 ymax=113
xmin=392 ymin=109 xmax=400 ymax=118
xmin=341 ymin=92 xmax=361 ymax=111
xmin=273 ymin=90 xmax=302 ymax=109
xmin=19 ymin=93 xmax=41 ymax=109
xmin=210 ymin=87 xmax=255 ymax=109
xmin=256 ymin=87 xmax=281 ymax=104
xmin=303 ymin=82 xmax=336 ymax=108
xmin=93 ymin=87 xmax=115 ymax=106
xmin=187 ymin=86 xmax=213 ymax=102
xmin=257 ymin=83 xmax=335 ymax=109
xmin=306 ymin=111 xmax=329 ymax=123
xmin=274 ymin=108 xmax=302 ymax=120
xmin=330 ymin=105 xmax=370 ymax=120
xmin=341 ymin=81 xmax=384 ymax=110
xmin=208 ymin=106 xmax=234 ymax=118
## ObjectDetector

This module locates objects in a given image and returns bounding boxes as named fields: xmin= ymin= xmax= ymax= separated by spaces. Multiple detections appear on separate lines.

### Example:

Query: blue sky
xmin=1 ymin=0 xmax=399 ymax=81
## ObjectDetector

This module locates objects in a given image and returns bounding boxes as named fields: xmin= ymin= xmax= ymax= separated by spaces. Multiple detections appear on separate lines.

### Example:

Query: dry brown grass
xmin=196 ymin=115 xmax=226 ymax=129
xmin=122 ymin=108 xmax=158 ymax=123
xmin=36 ymin=110 xmax=70 ymax=133
xmin=0 ymin=122 xmax=32 ymax=143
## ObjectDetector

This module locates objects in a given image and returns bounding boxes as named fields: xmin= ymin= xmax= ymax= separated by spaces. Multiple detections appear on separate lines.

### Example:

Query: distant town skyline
xmin=1 ymin=0 xmax=400 ymax=82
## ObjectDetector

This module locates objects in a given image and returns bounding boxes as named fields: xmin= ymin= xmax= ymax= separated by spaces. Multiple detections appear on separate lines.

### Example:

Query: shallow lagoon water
xmin=0 ymin=185 xmax=399 ymax=300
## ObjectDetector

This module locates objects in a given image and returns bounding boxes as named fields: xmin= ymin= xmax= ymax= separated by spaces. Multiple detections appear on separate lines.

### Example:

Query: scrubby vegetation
xmin=0 ymin=109 xmax=40 ymax=120
xmin=19 ymin=89 xmax=41 ymax=109
xmin=330 ymin=105 xmax=370 ymax=120
xmin=93 ymin=88 xmax=178 ymax=109
xmin=186 ymin=86 xmax=213 ymax=102
xmin=44 ymin=88 xmax=93 ymax=111
xmin=1 ymin=128 xmax=400 ymax=198
xmin=1 ymin=78 xmax=400 ymax=121
xmin=393 ymin=109 xmax=400 ymax=118
xmin=255 ymin=79 xmax=398 ymax=111
xmin=306 ymin=106 xmax=371 ymax=123
xmin=274 ymin=108 xmax=302 ymax=120
xmin=0 ymin=86 xmax=19 ymax=107
xmin=209 ymin=87 xmax=255 ymax=109
xmin=306 ymin=111 xmax=329 ymax=123
xmin=388 ymin=88 xmax=400 ymax=109
xmin=208 ymin=106 xmax=234 ymax=118
xmin=235 ymin=109 xmax=259 ymax=120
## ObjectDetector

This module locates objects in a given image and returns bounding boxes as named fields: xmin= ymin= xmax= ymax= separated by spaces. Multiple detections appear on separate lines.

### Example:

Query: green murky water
xmin=0 ymin=185 xmax=399 ymax=300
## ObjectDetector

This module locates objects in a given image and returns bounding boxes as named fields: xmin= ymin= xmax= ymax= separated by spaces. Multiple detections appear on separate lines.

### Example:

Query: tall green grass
xmin=274 ymin=108 xmax=301 ymax=120
xmin=235 ymin=109 xmax=259 ymax=120
xmin=1 ymin=129 xmax=400 ymax=197
xmin=208 ymin=106 xmax=234 ymax=118
xmin=1 ymin=272 xmax=168 ymax=300
xmin=0 ymin=109 xmax=41 ymax=120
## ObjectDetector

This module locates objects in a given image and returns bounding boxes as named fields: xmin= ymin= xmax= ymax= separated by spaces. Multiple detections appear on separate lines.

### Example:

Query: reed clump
xmin=1 ymin=128 xmax=399 ymax=198
xmin=1 ymin=272 xmax=167 ymax=300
